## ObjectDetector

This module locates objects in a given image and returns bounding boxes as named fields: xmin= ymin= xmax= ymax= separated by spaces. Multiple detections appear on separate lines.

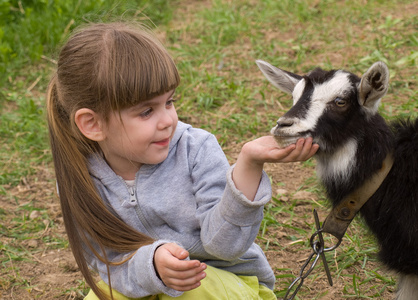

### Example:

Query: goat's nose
xmin=277 ymin=117 xmax=294 ymax=128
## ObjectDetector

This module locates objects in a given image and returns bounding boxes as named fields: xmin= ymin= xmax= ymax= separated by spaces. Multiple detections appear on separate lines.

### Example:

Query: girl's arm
xmin=233 ymin=136 xmax=318 ymax=201
xmin=192 ymin=133 xmax=317 ymax=261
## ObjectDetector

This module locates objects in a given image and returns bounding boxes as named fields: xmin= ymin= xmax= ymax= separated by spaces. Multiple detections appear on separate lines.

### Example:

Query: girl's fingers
xmin=297 ymin=138 xmax=314 ymax=158
xmin=165 ymin=268 xmax=206 ymax=287
xmin=164 ymin=261 xmax=206 ymax=278
xmin=163 ymin=264 xmax=207 ymax=291
xmin=299 ymin=138 xmax=319 ymax=160
xmin=280 ymin=138 xmax=318 ymax=162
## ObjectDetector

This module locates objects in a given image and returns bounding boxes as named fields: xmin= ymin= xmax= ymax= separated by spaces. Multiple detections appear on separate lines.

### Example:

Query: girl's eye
xmin=334 ymin=97 xmax=346 ymax=107
xmin=166 ymin=98 xmax=177 ymax=107
xmin=140 ymin=108 xmax=152 ymax=117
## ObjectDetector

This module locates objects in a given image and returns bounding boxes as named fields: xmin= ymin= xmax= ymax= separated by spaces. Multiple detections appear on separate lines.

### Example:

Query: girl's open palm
xmin=153 ymin=243 xmax=207 ymax=291
xmin=245 ymin=136 xmax=319 ymax=164
xmin=233 ymin=136 xmax=318 ymax=201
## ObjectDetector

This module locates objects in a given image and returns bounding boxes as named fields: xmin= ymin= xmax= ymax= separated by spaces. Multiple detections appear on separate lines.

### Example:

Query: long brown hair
xmin=46 ymin=22 xmax=180 ymax=299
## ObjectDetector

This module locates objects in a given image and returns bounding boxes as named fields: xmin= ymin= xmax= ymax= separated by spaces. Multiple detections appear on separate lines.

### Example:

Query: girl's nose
xmin=157 ymin=109 xmax=175 ymax=130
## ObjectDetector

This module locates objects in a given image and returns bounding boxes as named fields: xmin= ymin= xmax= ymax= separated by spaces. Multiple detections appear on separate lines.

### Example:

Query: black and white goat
xmin=256 ymin=60 xmax=418 ymax=299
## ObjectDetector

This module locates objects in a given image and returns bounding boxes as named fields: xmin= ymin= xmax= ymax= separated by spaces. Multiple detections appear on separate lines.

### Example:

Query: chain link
xmin=283 ymin=210 xmax=335 ymax=300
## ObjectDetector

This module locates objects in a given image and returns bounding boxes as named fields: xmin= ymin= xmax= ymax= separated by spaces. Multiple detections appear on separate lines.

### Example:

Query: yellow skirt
xmin=85 ymin=265 xmax=276 ymax=300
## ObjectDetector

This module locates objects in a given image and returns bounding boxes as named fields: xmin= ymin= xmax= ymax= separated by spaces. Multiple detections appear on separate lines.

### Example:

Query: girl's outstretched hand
xmin=233 ymin=136 xmax=318 ymax=201
xmin=154 ymin=243 xmax=207 ymax=291
xmin=245 ymin=136 xmax=318 ymax=164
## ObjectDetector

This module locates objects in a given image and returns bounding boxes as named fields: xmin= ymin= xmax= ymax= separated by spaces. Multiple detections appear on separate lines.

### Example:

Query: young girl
xmin=46 ymin=22 xmax=318 ymax=300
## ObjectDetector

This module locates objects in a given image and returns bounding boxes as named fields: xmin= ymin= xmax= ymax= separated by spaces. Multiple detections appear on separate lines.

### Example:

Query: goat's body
xmin=360 ymin=119 xmax=418 ymax=276
xmin=320 ymin=118 xmax=418 ymax=275
xmin=313 ymin=112 xmax=418 ymax=300
xmin=256 ymin=60 xmax=418 ymax=299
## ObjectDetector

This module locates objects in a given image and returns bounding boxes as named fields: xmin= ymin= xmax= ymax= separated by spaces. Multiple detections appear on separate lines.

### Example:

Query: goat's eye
xmin=334 ymin=97 xmax=346 ymax=107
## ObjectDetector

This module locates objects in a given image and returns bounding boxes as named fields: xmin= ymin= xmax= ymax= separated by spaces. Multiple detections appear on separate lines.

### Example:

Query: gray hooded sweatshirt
xmin=86 ymin=121 xmax=275 ymax=298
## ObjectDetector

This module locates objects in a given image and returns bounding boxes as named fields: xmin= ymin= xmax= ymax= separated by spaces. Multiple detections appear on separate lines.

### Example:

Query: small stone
xmin=280 ymin=196 xmax=289 ymax=202
xmin=276 ymin=188 xmax=288 ymax=195
xmin=276 ymin=231 xmax=287 ymax=238
xmin=27 ymin=239 xmax=39 ymax=248
xmin=29 ymin=210 xmax=40 ymax=219
xmin=292 ymin=191 xmax=314 ymax=200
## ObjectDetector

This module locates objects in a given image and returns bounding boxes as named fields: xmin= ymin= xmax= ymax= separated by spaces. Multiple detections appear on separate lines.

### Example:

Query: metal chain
xmin=283 ymin=209 xmax=334 ymax=300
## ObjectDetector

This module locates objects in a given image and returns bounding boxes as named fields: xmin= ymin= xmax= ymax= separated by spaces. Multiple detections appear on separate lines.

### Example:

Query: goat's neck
xmin=315 ymin=138 xmax=358 ymax=186
xmin=315 ymin=115 xmax=394 ymax=206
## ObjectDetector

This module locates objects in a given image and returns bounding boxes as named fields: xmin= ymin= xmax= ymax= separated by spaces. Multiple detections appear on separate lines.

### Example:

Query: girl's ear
xmin=75 ymin=108 xmax=106 ymax=141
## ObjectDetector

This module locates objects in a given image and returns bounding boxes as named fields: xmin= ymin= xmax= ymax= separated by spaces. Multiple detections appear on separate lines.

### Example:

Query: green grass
xmin=1 ymin=0 xmax=416 ymax=298
xmin=0 ymin=89 xmax=48 ymax=186
xmin=0 ymin=0 xmax=175 ymax=83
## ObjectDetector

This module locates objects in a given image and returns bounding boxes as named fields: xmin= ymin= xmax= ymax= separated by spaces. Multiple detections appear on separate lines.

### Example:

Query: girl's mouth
xmin=153 ymin=138 xmax=170 ymax=146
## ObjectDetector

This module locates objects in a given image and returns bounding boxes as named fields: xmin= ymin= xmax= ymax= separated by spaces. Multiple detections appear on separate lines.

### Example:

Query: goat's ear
xmin=256 ymin=60 xmax=302 ymax=94
xmin=358 ymin=61 xmax=389 ymax=113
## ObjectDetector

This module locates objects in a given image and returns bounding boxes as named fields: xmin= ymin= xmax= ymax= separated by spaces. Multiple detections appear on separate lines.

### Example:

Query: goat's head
xmin=256 ymin=61 xmax=390 ymax=154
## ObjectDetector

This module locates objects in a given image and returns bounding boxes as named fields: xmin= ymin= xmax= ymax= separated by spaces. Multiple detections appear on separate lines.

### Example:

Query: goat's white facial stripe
xmin=300 ymin=99 xmax=326 ymax=134
xmin=292 ymin=79 xmax=305 ymax=105
xmin=311 ymin=71 xmax=352 ymax=103
xmin=316 ymin=138 xmax=358 ymax=183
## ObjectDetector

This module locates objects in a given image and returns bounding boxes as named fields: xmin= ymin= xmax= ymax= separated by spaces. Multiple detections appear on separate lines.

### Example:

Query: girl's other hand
xmin=153 ymin=243 xmax=207 ymax=291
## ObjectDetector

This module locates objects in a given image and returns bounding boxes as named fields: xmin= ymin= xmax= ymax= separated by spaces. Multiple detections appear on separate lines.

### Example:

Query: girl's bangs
xmin=110 ymin=29 xmax=180 ymax=110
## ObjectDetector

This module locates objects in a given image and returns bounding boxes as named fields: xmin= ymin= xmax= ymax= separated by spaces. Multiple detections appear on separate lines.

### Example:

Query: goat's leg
xmin=396 ymin=274 xmax=418 ymax=300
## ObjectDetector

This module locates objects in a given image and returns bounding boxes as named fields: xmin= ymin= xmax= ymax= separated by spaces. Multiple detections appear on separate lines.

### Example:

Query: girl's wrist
xmin=232 ymin=150 xmax=264 ymax=201
xmin=238 ymin=142 xmax=264 ymax=168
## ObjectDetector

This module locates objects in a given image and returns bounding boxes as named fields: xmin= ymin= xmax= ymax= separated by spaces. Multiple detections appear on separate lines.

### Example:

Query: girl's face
xmin=99 ymin=90 xmax=178 ymax=180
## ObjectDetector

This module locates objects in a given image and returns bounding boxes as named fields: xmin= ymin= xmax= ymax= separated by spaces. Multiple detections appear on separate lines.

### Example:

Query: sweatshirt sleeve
xmin=192 ymin=134 xmax=272 ymax=260
xmin=84 ymin=239 xmax=183 ymax=298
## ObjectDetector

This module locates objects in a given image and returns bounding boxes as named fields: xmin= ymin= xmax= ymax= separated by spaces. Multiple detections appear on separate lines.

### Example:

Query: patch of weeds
xmin=342 ymin=271 xmax=394 ymax=299
xmin=61 ymin=279 xmax=89 ymax=299
xmin=0 ymin=91 xmax=49 ymax=186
